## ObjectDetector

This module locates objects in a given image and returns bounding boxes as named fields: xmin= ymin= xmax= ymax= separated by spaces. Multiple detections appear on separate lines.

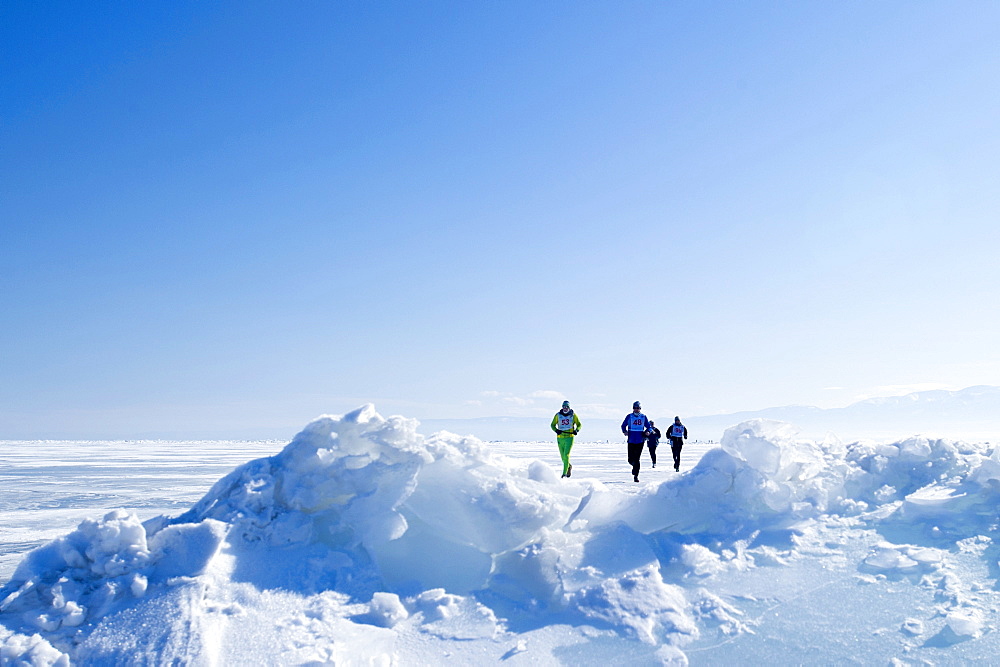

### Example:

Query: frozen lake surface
xmin=0 ymin=437 xmax=714 ymax=582
xmin=3 ymin=415 xmax=1000 ymax=664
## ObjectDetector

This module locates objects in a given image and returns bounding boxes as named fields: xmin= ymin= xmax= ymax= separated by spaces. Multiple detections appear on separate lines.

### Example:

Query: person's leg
xmin=629 ymin=441 xmax=643 ymax=480
xmin=558 ymin=435 xmax=574 ymax=477
xmin=672 ymin=443 xmax=682 ymax=471
xmin=649 ymin=443 xmax=657 ymax=466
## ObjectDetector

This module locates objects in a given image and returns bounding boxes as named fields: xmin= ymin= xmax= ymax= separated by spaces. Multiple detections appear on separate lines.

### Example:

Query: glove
xmin=573 ymin=429 xmax=579 ymax=435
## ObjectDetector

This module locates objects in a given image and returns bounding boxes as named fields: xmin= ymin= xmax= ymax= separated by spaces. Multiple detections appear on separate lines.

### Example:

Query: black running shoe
xmin=567 ymin=464 xmax=572 ymax=478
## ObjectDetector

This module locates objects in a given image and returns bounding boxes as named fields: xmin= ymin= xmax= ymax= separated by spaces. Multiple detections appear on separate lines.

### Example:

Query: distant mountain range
xmin=420 ymin=385 xmax=1000 ymax=443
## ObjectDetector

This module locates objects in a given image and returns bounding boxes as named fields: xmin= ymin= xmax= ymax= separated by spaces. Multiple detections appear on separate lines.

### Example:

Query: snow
xmin=3 ymin=407 xmax=1000 ymax=664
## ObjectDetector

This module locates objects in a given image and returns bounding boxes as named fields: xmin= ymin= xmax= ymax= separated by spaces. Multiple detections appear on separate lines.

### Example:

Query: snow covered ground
xmin=3 ymin=407 xmax=1000 ymax=664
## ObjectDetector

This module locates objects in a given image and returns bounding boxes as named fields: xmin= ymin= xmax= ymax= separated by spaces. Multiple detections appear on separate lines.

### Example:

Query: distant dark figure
xmin=668 ymin=416 xmax=688 ymax=472
xmin=646 ymin=421 xmax=661 ymax=468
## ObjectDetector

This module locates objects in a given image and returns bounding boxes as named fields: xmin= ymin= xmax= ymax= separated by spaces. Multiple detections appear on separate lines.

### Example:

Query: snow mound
xmin=3 ymin=409 xmax=1000 ymax=663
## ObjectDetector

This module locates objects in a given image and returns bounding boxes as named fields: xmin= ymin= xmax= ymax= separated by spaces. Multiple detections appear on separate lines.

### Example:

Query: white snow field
xmin=3 ymin=406 xmax=1000 ymax=664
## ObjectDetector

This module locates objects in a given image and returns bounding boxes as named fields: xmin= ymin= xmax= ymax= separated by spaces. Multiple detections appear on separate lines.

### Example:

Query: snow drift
xmin=3 ymin=406 xmax=1000 ymax=664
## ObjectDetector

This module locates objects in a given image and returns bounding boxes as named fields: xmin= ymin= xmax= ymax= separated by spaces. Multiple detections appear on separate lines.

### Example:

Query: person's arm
xmin=621 ymin=416 xmax=629 ymax=434
xmin=551 ymin=414 xmax=561 ymax=434
xmin=573 ymin=413 xmax=581 ymax=434
xmin=684 ymin=426 xmax=688 ymax=440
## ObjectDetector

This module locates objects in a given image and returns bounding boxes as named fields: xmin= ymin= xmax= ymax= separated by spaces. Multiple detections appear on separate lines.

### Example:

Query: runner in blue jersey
xmin=621 ymin=401 xmax=650 ymax=482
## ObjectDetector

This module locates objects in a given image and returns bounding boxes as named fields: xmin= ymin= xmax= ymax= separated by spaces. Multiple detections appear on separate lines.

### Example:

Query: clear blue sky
xmin=3 ymin=1 xmax=1000 ymax=438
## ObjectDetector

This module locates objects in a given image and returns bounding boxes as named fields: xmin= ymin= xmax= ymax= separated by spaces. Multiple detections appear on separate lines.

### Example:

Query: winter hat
xmin=633 ymin=401 xmax=641 ymax=409
xmin=561 ymin=400 xmax=570 ymax=408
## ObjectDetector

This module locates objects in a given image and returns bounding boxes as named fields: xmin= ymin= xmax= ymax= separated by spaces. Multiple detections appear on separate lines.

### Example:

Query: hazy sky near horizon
xmin=4 ymin=2 xmax=1000 ymax=438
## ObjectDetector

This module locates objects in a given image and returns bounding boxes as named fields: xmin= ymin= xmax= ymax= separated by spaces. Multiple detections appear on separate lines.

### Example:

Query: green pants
xmin=557 ymin=435 xmax=574 ymax=476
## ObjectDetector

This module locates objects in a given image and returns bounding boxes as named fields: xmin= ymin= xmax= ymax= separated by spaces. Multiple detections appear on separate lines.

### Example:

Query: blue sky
xmin=3 ymin=2 xmax=1000 ymax=438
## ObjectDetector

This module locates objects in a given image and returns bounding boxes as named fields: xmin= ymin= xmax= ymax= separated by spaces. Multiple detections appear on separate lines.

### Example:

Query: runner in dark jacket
xmin=668 ymin=416 xmax=688 ymax=472
xmin=646 ymin=421 xmax=661 ymax=468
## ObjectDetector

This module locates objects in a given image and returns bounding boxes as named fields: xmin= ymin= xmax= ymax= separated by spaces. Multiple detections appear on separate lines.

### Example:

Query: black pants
xmin=647 ymin=442 xmax=657 ymax=465
xmin=671 ymin=442 xmax=683 ymax=470
xmin=628 ymin=441 xmax=645 ymax=476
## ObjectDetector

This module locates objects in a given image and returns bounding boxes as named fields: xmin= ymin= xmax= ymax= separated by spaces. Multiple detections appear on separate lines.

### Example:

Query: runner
xmin=551 ymin=400 xmax=581 ymax=478
xmin=668 ymin=416 xmax=688 ymax=472
xmin=646 ymin=420 xmax=661 ymax=468
xmin=621 ymin=401 xmax=650 ymax=482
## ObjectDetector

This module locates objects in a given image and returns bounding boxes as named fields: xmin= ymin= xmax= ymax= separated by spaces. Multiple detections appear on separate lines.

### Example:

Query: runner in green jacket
xmin=551 ymin=400 xmax=581 ymax=478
